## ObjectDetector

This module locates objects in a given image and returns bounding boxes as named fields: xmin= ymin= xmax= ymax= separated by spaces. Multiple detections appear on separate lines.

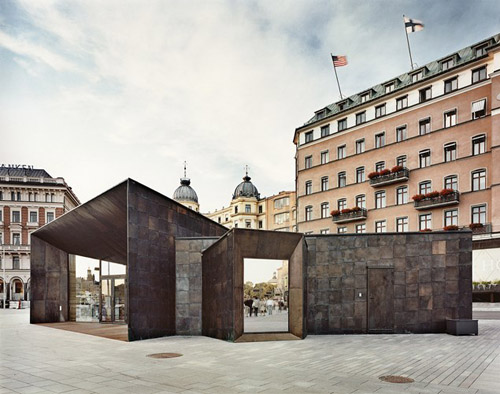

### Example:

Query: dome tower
xmin=173 ymin=162 xmax=200 ymax=212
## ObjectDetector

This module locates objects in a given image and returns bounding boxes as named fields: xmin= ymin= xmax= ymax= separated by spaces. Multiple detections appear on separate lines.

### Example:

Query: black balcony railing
xmin=468 ymin=223 xmax=492 ymax=235
xmin=332 ymin=208 xmax=368 ymax=223
xmin=414 ymin=191 xmax=460 ymax=210
xmin=369 ymin=168 xmax=409 ymax=187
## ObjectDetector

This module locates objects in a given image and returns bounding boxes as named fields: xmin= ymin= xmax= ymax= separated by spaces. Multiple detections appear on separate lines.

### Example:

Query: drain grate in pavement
xmin=147 ymin=353 xmax=183 ymax=359
xmin=379 ymin=375 xmax=414 ymax=384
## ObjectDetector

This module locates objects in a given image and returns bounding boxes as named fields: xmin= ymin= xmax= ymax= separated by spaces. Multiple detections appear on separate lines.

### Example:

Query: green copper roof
xmin=301 ymin=33 xmax=500 ymax=128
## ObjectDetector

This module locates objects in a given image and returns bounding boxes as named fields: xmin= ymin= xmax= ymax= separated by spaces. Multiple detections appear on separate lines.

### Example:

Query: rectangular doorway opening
xmin=100 ymin=261 xmax=126 ymax=324
xmin=74 ymin=256 xmax=100 ymax=322
xmin=243 ymin=258 xmax=288 ymax=333
xmin=367 ymin=268 xmax=394 ymax=333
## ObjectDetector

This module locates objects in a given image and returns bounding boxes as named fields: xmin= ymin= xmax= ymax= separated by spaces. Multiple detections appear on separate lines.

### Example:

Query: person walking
xmin=266 ymin=298 xmax=274 ymax=315
xmin=252 ymin=297 xmax=259 ymax=317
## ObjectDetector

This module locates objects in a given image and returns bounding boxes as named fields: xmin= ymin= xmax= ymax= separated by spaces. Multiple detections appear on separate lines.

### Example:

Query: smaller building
xmin=204 ymin=171 xmax=296 ymax=232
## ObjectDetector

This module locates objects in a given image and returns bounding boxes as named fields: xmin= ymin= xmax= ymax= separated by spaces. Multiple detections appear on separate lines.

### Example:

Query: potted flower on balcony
xmin=443 ymin=225 xmax=459 ymax=231
xmin=341 ymin=208 xmax=352 ymax=214
xmin=379 ymin=169 xmax=391 ymax=176
xmin=440 ymin=188 xmax=455 ymax=196
xmin=391 ymin=165 xmax=404 ymax=173
xmin=350 ymin=206 xmax=362 ymax=212
xmin=412 ymin=194 xmax=425 ymax=202
xmin=419 ymin=228 xmax=432 ymax=232
xmin=368 ymin=171 xmax=379 ymax=179
xmin=469 ymin=223 xmax=484 ymax=229
xmin=330 ymin=210 xmax=340 ymax=217
xmin=425 ymin=191 xmax=440 ymax=199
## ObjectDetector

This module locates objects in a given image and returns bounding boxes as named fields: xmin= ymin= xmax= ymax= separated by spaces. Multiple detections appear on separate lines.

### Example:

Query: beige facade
xmin=294 ymin=34 xmax=500 ymax=237
xmin=204 ymin=175 xmax=296 ymax=232
xmin=0 ymin=166 xmax=80 ymax=306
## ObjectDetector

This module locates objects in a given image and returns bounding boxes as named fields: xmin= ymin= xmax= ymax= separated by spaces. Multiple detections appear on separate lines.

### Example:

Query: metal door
xmin=367 ymin=268 xmax=394 ymax=333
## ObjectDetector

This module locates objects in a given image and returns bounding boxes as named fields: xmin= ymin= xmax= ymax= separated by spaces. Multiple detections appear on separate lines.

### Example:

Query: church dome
xmin=173 ymin=177 xmax=198 ymax=203
xmin=232 ymin=174 xmax=260 ymax=200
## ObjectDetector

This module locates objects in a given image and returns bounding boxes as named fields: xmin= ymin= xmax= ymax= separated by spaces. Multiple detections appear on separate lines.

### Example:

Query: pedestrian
xmin=244 ymin=298 xmax=253 ymax=316
xmin=266 ymin=298 xmax=274 ymax=315
xmin=252 ymin=297 xmax=259 ymax=317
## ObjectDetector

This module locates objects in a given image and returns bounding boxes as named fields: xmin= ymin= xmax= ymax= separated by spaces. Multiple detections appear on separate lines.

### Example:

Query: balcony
xmin=414 ymin=191 xmax=460 ymax=210
xmin=369 ymin=168 xmax=409 ymax=187
xmin=332 ymin=208 xmax=368 ymax=223
xmin=468 ymin=223 xmax=492 ymax=235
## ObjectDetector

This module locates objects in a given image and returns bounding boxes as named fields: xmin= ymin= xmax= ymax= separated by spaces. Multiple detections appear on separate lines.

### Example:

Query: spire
xmin=243 ymin=164 xmax=251 ymax=181
xmin=184 ymin=161 xmax=187 ymax=178
xmin=180 ymin=161 xmax=190 ymax=186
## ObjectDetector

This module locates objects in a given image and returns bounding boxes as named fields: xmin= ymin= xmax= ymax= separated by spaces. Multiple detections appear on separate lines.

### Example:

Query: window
xmin=337 ymin=198 xmax=347 ymax=211
xmin=396 ymin=186 xmax=408 ymax=205
xmin=305 ymin=156 xmax=312 ymax=169
xmin=355 ymin=194 xmax=366 ymax=209
xmin=258 ymin=220 xmax=263 ymax=229
xmin=338 ymin=118 xmax=347 ymax=131
xmin=444 ymin=110 xmax=457 ymax=128
xmin=10 ymin=192 xmax=15 ymax=201
xmin=46 ymin=212 xmax=54 ymax=223
xmin=45 ymin=193 xmax=50 ymax=202
xmin=375 ymin=133 xmax=385 ymax=148
xmin=385 ymin=83 xmax=394 ymax=93
xmin=444 ymin=77 xmax=458 ymax=93
xmin=356 ymin=111 xmax=366 ymax=125
xmin=419 ymin=181 xmax=432 ymax=195
xmin=245 ymin=204 xmax=251 ymax=213
xmin=441 ymin=58 xmax=455 ymax=71
xmin=472 ymin=66 xmax=487 ymax=84
xmin=396 ymin=96 xmax=408 ymax=110
xmin=338 ymin=172 xmax=346 ymax=187
xmin=305 ymin=181 xmax=312 ymax=195
xmin=356 ymin=224 xmax=366 ymax=233
xmin=275 ymin=212 xmax=290 ymax=224
xmin=245 ymin=220 xmax=251 ymax=229
xmin=29 ymin=211 xmax=37 ymax=223
xmin=444 ymin=209 xmax=458 ymax=227
xmin=419 ymin=213 xmax=432 ymax=230
xmin=412 ymin=71 xmax=423 ymax=83
xmin=356 ymin=139 xmax=365 ymax=154
xmin=337 ymin=101 xmax=346 ymax=111
xmin=274 ymin=197 xmax=289 ymax=209
xmin=0 ymin=191 xmax=2 ymax=200
xmin=396 ymin=126 xmax=407 ymax=142
xmin=360 ymin=92 xmax=370 ymax=103
xmin=0 ymin=232 xmax=2 ymax=244
xmin=218 ymin=217 xmax=221 ymax=223
xmin=472 ymin=99 xmax=486 ymax=119
xmin=305 ymin=131 xmax=313 ymax=143
xmin=472 ymin=135 xmax=486 ymax=155
xmin=320 ymin=150 xmax=329 ymax=164
xmin=419 ymin=149 xmax=431 ymax=168
xmin=320 ymin=229 xmax=330 ymax=234
xmin=375 ymin=220 xmax=387 ymax=233
xmin=13 ymin=233 xmax=21 ymax=246
xmin=396 ymin=155 xmax=407 ymax=167
xmin=444 ymin=143 xmax=457 ymax=162
xmin=321 ymin=177 xmax=329 ymax=191
xmin=375 ymin=104 xmax=386 ymax=118
xmin=475 ymin=45 xmax=487 ymax=57
xmin=337 ymin=227 xmax=347 ymax=234
xmin=375 ymin=161 xmax=385 ymax=172
xmin=396 ymin=217 xmax=408 ymax=232
xmin=419 ymin=118 xmax=431 ymax=135
xmin=305 ymin=206 xmax=313 ymax=221
xmin=12 ymin=211 xmax=21 ymax=223
xmin=337 ymin=145 xmax=346 ymax=159
xmin=258 ymin=205 xmax=263 ymax=213
xmin=419 ymin=87 xmax=431 ymax=102
xmin=13 ymin=256 xmax=20 ymax=269
xmin=444 ymin=175 xmax=458 ymax=191
xmin=321 ymin=124 xmax=330 ymax=137
xmin=472 ymin=169 xmax=486 ymax=191
xmin=375 ymin=191 xmax=386 ymax=209
xmin=0 ymin=211 xmax=2 ymax=222
xmin=472 ymin=205 xmax=486 ymax=225
xmin=235 ymin=206 xmax=238 ymax=214
xmin=356 ymin=167 xmax=365 ymax=183
xmin=321 ymin=203 xmax=329 ymax=218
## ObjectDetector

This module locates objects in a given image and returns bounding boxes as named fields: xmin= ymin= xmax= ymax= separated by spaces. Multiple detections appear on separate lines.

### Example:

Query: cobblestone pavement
xmin=1 ymin=309 xmax=499 ymax=393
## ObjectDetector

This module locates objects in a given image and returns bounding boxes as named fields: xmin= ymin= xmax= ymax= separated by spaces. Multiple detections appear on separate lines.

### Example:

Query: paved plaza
xmin=244 ymin=310 xmax=289 ymax=333
xmin=1 ymin=309 xmax=500 ymax=394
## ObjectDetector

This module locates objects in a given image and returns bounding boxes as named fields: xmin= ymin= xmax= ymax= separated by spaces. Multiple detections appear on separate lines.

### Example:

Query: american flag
xmin=332 ymin=55 xmax=348 ymax=67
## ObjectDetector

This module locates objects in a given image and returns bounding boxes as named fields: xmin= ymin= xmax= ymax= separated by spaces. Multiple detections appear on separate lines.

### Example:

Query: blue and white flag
xmin=404 ymin=16 xmax=424 ymax=33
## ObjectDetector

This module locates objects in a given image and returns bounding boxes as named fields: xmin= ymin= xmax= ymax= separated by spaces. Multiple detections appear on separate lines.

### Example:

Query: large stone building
xmin=204 ymin=171 xmax=296 ymax=232
xmin=0 ymin=165 xmax=79 ymax=307
xmin=294 ymin=34 xmax=500 ymax=238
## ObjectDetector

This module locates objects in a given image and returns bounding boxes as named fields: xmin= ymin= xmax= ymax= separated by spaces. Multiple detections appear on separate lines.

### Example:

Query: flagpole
xmin=331 ymin=54 xmax=344 ymax=99
xmin=403 ymin=15 xmax=414 ymax=70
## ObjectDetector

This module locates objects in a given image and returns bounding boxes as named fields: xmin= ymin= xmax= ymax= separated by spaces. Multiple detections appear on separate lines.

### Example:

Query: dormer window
xmin=475 ymin=44 xmax=488 ymax=57
xmin=337 ymin=100 xmax=347 ymax=111
xmin=441 ymin=57 xmax=455 ymax=71
xmin=411 ymin=70 xmax=423 ymax=83
xmin=315 ymin=107 xmax=330 ymax=120
xmin=385 ymin=83 xmax=395 ymax=93
xmin=360 ymin=92 xmax=370 ymax=103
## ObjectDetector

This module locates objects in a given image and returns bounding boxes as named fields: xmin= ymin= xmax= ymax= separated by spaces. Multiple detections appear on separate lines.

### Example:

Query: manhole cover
xmin=379 ymin=375 xmax=414 ymax=384
xmin=146 ymin=353 xmax=183 ymax=359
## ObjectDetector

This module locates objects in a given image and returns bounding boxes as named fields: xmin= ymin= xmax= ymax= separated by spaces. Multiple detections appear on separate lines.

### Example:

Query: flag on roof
xmin=332 ymin=55 xmax=348 ymax=67
xmin=404 ymin=16 xmax=424 ymax=33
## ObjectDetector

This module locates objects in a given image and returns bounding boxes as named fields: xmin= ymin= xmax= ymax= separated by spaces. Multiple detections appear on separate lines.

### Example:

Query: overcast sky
xmin=1 ymin=0 xmax=499 ymax=212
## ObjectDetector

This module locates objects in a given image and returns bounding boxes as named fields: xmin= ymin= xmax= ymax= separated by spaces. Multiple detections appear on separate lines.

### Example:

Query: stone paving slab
xmin=1 ymin=309 xmax=499 ymax=393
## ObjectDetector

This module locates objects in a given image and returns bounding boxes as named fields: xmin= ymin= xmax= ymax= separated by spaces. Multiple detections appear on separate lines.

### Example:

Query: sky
xmin=1 ymin=0 xmax=499 ymax=213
